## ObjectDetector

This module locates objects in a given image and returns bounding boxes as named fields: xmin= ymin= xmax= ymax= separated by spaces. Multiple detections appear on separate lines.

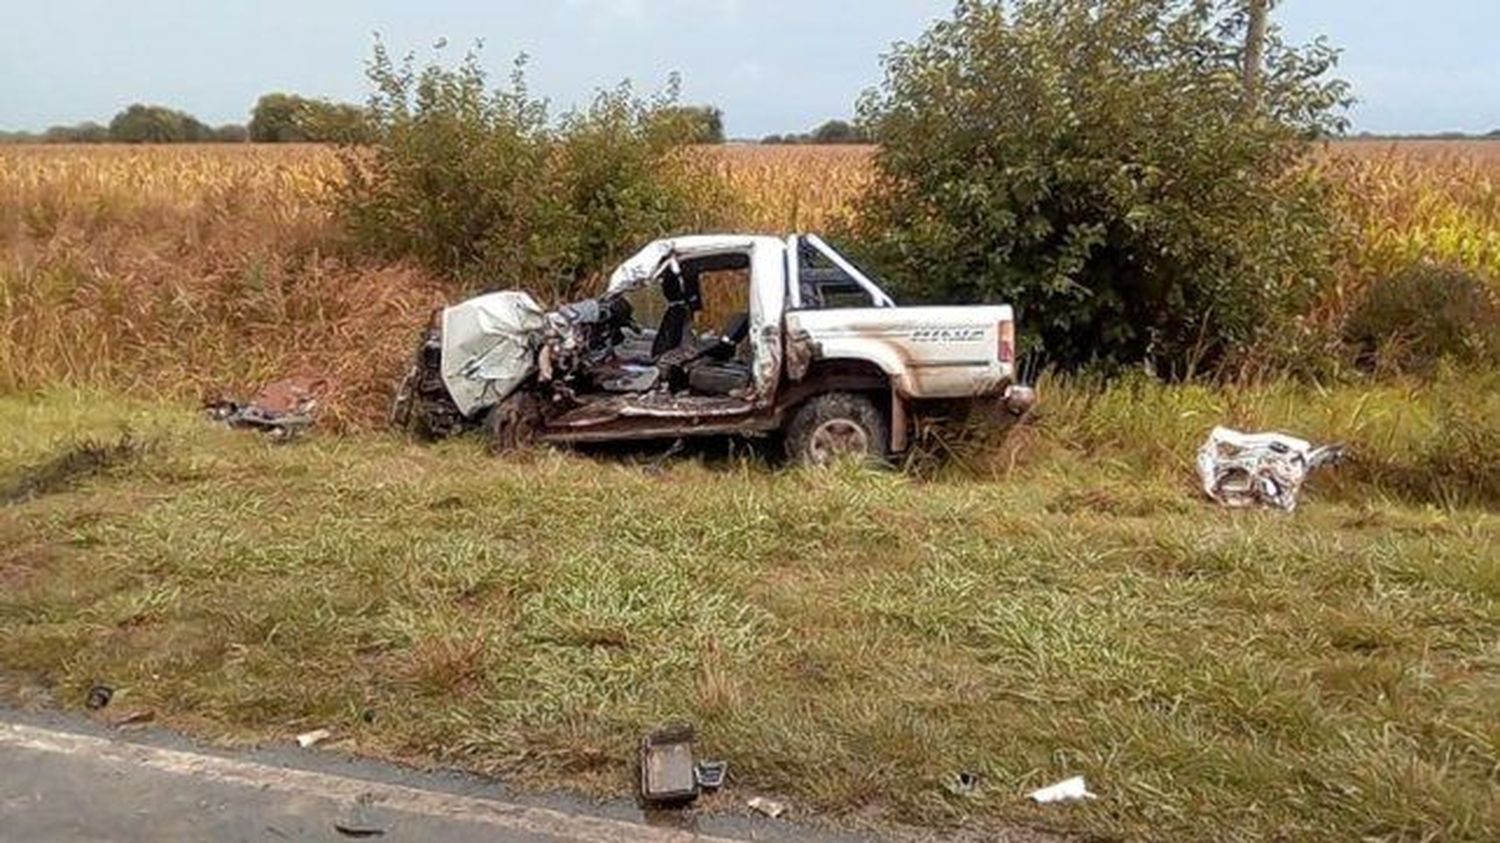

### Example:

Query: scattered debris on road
xmin=1197 ymin=426 xmax=1346 ymax=511
xmin=694 ymin=760 xmax=728 ymax=791
xmin=296 ymin=728 xmax=333 ymax=749
xmin=639 ymin=723 xmax=700 ymax=806
xmin=747 ymin=796 xmax=788 ymax=818
xmin=1028 ymin=776 xmax=1097 ymax=804
xmin=108 ymin=709 xmax=155 ymax=729
xmin=84 ymin=684 xmax=113 ymax=710
xmin=207 ymin=376 xmax=331 ymax=440
xmin=332 ymin=822 xmax=386 ymax=839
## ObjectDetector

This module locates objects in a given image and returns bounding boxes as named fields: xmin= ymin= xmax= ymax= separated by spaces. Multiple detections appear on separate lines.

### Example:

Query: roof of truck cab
xmin=606 ymin=235 xmax=789 ymax=293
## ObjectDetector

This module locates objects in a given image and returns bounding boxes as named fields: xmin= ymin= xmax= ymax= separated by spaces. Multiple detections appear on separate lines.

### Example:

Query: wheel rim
xmin=807 ymin=419 xmax=871 ymax=464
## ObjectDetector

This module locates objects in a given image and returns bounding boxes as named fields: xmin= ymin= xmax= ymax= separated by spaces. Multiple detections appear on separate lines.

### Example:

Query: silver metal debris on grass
xmin=1028 ymin=776 xmax=1096 ymax=804
xmin=1197 ymin=427 xmax=1346 ymax=512
xmin=747 ymin=796 xmax=787 ymax=818
xmin=296 ymin=728 xmax=333 ymax=748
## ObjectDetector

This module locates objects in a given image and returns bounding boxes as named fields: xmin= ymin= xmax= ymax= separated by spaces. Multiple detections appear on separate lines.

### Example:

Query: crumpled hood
xmin=440 ymin=291 xmax=547 ymax=416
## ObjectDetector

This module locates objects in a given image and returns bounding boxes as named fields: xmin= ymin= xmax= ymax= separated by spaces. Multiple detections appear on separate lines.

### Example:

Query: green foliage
xmin=1344 ymin=262 xmax=1500 ymax=373
xmin=658 ymin=105 xmax=725 ymax=144
xmin=249 ymin=93 xmax=370 ymax=143
xmin=42 ymin=122 xmax=110 ymax=144
xmin=855 ymin=0 xmax=1351 ymax=373
xmin=339 ymin=44 xmax=721 ymax=299
xmin=210 ymin=124 xmax=250 ymax=144
xmin=108 ymin=104 xmax=213 ymax=143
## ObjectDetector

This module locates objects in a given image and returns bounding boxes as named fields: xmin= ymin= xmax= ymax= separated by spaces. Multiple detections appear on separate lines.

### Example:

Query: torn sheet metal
xmin=605 ymin=236 xmax=758 ymax=295
xmin=440 ymin=291 xmax=547 ymax=417
xmin=207 ymin=376 xmax=329 ymax=440
xmin=1197 ymin=427 xmax=1345 ymax=511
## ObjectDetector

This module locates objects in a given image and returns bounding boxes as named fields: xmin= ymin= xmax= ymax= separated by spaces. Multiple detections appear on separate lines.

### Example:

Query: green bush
xmin=657 ymin=105 xmax=725 ymax=144
xmin=854 ymin=0 xmax=1350 ymax=374
xmin=1344 ymin=262 xmax=1500 ymax=373
xmin=338 ymin=44 xmax=723 ymax=300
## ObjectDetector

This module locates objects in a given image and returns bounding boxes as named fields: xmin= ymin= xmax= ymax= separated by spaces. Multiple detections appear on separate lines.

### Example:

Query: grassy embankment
xmin=2 ymin=376 xmax=1498 ymax=841
xmin=1 ymin=142 xmax=1499 ymax=840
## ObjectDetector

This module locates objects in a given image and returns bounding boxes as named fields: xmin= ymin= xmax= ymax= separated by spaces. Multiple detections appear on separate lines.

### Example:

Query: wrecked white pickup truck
xmin=392 ymin=234 xmax=1035 ymax=464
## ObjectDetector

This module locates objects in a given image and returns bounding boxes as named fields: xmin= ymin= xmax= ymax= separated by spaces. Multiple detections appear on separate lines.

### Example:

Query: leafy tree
xmin=855 ymin=0 xmax=1350 ymax=373
xmin=810 ymin=119 xmax=866 ymax=144
xmin=339 ymin=44 xmax=722 ymax=300
xmin=249 ymin=93 xmax=369 ymax=143
xmin=108 ymin=104 xmax=213 ymax=143
xmin=211 ymin=124 xmax=250 ymax=143
xmin=658 ymin=105 xmax=725 ymax=144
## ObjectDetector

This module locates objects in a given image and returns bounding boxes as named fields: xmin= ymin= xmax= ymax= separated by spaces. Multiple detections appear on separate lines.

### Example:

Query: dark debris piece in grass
xmin=1 ymin=433 xmax=151 ymax=505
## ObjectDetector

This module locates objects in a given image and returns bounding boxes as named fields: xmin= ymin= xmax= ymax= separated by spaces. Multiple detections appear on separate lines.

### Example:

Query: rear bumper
xmin=1002 ymin=384 xmax=1037 ymax=416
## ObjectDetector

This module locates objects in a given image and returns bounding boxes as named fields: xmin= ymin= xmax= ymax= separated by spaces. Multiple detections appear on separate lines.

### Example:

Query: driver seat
xmin=650 ymin=268 xmax=692 ymax=359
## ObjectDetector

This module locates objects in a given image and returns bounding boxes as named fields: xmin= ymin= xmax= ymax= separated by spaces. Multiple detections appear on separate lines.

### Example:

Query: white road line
xmin=0 ymin=722 xmax=748 ymax=843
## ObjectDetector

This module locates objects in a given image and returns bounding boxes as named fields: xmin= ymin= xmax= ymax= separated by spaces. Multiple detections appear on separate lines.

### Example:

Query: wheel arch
xmin=778 ymin=358 xmax=909 ymax=453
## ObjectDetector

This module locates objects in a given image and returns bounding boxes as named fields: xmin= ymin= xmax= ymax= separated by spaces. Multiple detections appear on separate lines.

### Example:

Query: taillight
xmin=998 ymin=320 xmax=1016 ymax=364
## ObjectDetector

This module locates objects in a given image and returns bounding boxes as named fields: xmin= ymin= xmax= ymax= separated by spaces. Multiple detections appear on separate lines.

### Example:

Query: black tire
xmin=783 ymin=392 xmax=889 ymax=466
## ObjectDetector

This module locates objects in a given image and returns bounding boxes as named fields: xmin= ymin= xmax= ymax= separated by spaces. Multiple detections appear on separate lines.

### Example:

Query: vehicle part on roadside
xmin=208 ymin=376 xmax=329 ymax=441
xmin=332 ymin=824 xmax=386 ymax=839
xmin=296 ymin=728 xmax=332 ymax=749
xmin=1197 ymin=427 xmax=1346 ymax=512
xmin=747 ymin=796 xmax=787 ymax=818
xmin=84 ymin=683 xmax=113 ymax=710
xmin=1028 ymin=776 xmax=1096 ymax=804
xmin=694 ymin=760 xmax=728 ymax=791
xmin=393 ymin=235 xmax=1034 ymax=464
xmin=640 ymin=723 xmax=699 ymax=806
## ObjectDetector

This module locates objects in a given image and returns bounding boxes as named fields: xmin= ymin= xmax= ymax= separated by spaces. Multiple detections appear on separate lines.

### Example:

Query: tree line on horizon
xmin=0 ymin=94 xmax=880 ymax=146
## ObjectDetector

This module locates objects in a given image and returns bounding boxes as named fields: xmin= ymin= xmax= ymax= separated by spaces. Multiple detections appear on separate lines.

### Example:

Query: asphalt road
xmin=0 ymin=707 xmax=876 ymax=843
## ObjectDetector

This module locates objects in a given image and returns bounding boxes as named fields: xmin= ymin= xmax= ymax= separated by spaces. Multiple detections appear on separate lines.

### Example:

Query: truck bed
xmin=786 ymin=305 xmax=1016 ymax=400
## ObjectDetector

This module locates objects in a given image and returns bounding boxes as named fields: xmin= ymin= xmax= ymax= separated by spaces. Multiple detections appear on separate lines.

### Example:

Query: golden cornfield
xmin=2 ymin=140 xmax=1498 ymax=425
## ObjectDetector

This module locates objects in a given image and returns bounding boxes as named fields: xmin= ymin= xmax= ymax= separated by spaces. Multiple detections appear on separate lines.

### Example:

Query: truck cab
xmin=395 ymin=234 xmax=1035 ymax=464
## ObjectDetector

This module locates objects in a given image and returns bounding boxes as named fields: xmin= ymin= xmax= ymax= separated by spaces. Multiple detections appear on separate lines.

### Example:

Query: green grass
xmin=1 ymin=382 xmax=1497 ymax=841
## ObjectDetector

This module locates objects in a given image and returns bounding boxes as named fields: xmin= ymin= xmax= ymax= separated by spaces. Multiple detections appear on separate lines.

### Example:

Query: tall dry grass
xmin=0 ymin=144 xmax=444 ymax=428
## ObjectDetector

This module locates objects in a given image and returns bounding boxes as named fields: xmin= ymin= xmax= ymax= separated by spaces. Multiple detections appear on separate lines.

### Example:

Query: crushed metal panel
xmin=208 ymin=375 xmax=330 ymax=439
xmin=605 ymin=236 xmax=765 ymax=295
xmin=439 ymin=291 xmax=548 ymax=417
xmin=1197 ymin=426 xmax=1345 ymax=511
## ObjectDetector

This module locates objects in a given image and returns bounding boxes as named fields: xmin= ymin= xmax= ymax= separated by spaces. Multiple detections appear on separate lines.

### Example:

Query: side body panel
xmin=785 ymin=306 xmax=1015 ymax=399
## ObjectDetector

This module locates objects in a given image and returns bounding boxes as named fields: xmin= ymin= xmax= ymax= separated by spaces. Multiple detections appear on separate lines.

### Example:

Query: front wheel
xmin=784 ymin=393 xmax=889 ymax=466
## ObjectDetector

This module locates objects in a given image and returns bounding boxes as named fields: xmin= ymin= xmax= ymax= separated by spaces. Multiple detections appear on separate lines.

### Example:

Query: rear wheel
xmin=784 ymin=392 xmax=888 ymax=466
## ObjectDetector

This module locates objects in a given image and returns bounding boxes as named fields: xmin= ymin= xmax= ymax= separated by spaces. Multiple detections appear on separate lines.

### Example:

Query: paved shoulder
xmin=0 ymin=717 xmax=850 ymax=843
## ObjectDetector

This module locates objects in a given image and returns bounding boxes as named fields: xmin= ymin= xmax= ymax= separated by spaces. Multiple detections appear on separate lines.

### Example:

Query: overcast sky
xmin=2 ymin=1 xmax=1497 ymax=136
